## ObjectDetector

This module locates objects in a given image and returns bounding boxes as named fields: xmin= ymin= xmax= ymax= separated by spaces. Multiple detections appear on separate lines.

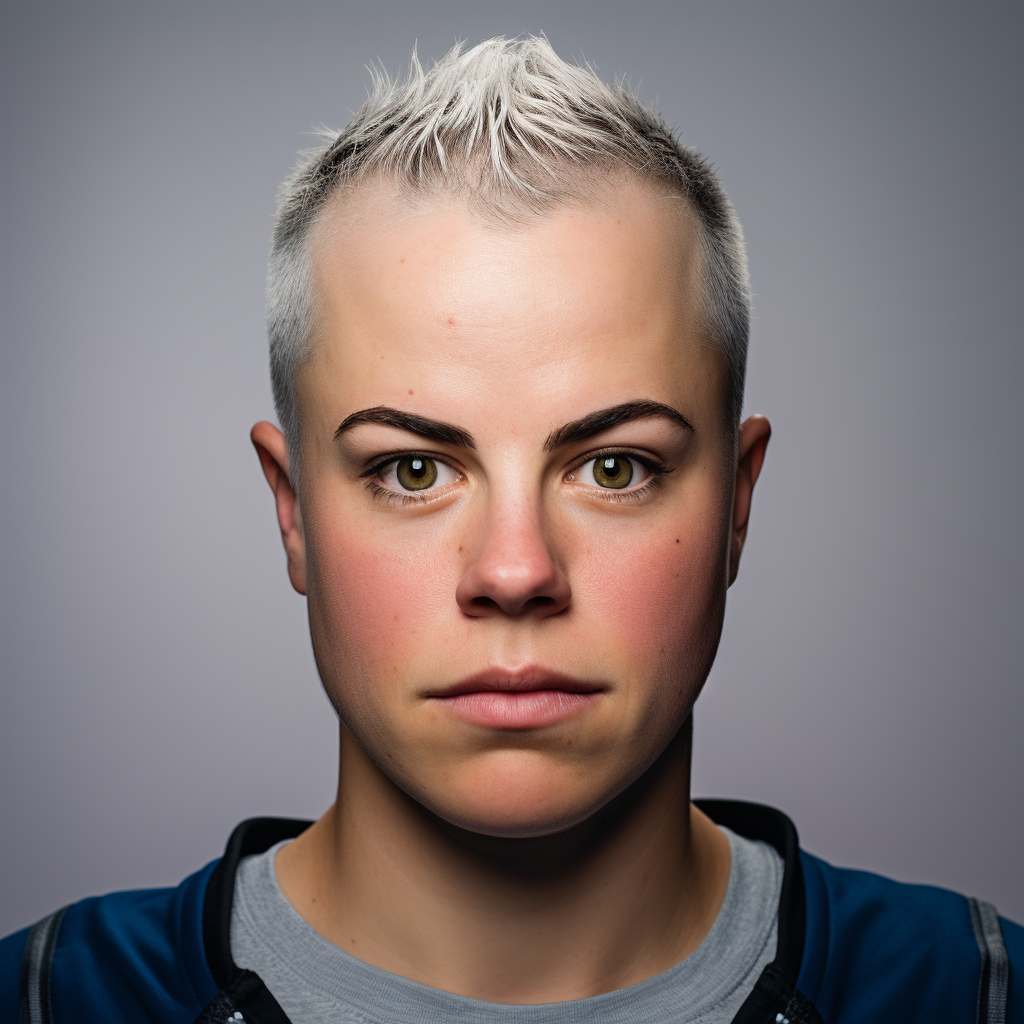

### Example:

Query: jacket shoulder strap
xmin=969 ymin=897 xmax=1009 ymax=1024
xmin=19 ymin=906 xmax=69 ymax=1024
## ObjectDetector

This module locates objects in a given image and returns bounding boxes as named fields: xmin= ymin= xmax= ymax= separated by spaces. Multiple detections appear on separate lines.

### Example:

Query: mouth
xmin=425 ymin=666 xmax=604 ymax=730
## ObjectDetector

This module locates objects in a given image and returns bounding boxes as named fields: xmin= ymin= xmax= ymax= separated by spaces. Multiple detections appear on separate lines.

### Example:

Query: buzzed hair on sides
xmin=267 ymin=36 xmax=751 ymax=484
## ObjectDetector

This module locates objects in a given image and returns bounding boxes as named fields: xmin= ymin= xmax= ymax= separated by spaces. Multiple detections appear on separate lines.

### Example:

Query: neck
xmin=275 ymin=721 xmax=730 ymax=1003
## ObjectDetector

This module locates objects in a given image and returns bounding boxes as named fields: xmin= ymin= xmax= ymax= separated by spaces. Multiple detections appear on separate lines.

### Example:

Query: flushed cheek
xmin=304 ymin=515 xmax=458 ymax=702
xmin=579 ymin=521 xmax=728 ymax=692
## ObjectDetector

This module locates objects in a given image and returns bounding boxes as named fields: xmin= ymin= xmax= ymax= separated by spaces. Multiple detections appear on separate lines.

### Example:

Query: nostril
xmin=463 ymin=592 xmax=565 ymax=617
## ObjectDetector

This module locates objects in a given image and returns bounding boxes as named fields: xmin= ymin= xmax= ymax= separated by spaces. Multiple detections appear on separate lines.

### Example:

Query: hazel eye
xmin=591 ymin=456 xmax=633 ymax=488
xmin=396 ymin=456 xmax=437 ymax=490
xmin=570 ymin=453 xmax=660 ymax=494
xmin=377 ymin=455 xmax=460 ymax=494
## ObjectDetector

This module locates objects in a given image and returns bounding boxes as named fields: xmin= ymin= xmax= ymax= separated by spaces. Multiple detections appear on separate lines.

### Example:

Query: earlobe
xmin=251 ymin=421 xmax=307 ymax=596
xmin=728 ymin=414 xmax=771 ymax=586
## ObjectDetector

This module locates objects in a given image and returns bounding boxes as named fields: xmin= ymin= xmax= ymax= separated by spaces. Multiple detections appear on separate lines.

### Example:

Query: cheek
xmin=303 ymin=511 xmax=456 ymax=694
xmin=579 ymin=509 xmax=729 ymax=680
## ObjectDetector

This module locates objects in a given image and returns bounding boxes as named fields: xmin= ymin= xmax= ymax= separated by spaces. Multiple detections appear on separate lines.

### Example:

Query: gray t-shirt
xmin=230 ymin=826 xmax=782 ymax=1023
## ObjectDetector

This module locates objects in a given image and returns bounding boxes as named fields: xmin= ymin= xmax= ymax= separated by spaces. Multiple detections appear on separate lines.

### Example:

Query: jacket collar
xmin=693 ymin=800 xmax=822 ymax=1023
xmin=202 ymin=816 xmax=313 ymax=991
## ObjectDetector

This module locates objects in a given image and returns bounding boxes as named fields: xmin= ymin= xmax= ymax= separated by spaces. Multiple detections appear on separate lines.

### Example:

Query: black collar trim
xmin=693 ymin=800 xmax=806 ymax=983
xmin=202 ymin=816 xmax=314 ymax=990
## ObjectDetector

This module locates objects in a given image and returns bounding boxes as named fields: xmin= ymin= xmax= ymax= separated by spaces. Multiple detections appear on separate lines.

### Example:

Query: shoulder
xmin=798 ymin=850 xmax=1024 ymax=1023
xmin=0 ymin=860 xmax=220 ymax=1024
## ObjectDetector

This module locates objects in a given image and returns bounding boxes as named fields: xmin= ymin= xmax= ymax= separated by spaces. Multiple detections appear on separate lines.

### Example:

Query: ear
xmin=251 ymin=421 xmax=307 ymax=595
xmin=728 ymin=414 xmax=771 ymax=586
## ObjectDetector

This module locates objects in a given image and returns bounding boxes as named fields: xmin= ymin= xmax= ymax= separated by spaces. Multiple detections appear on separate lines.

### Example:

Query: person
xmin=1 ymin=35 xmax=1019 ymax=1024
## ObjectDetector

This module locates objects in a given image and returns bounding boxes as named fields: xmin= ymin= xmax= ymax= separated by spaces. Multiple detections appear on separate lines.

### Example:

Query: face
xmin=255 ymin=178 xmax=768 ymax=838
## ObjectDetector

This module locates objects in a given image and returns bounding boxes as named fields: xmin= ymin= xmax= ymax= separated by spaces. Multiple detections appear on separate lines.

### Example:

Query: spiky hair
xmin=267 ymin=36 xmax=750 ymax=479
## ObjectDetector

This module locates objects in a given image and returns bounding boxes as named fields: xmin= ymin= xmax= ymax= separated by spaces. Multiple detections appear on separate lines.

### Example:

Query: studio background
xmin=2 ymin=0 xmax=1021 ymax=935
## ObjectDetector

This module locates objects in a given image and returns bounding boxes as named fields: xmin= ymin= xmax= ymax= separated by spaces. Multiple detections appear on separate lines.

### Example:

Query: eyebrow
xmin=544 ymin=401 xmax=692 ymax=451
xmin=333 ymin=400 xmax=691 ymax=453
xmin=334 ymin=406 xmax=476 ymax=448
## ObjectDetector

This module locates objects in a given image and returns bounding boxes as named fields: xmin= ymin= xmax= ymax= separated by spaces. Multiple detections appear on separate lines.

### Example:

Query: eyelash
xmin=362 ymin=478 xmax=443 ymax=507
xmin=567 ymin=450 xmax=667 ymax=503
xmin=360 ymin=449 xmax=668 ymax=506
xmin=359 ymin=452 xmax=461 ymax=507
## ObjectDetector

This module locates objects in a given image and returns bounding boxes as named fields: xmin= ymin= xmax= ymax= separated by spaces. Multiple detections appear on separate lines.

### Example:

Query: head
xmin=253 ymin=37 xmax=769 ymax=839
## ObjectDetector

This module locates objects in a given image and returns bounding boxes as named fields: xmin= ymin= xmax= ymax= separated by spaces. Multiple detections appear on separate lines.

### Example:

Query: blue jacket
xmin=2 ymin=802 xmax=1020 ymax=1023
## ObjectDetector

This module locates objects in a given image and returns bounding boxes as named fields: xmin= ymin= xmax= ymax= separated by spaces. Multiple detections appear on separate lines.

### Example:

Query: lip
xmin=426 ymin=666 xmax=604 ymax=730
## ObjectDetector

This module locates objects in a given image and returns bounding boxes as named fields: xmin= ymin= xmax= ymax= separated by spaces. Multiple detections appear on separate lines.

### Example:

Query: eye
xmin=378 ymin=455 xmax=459 ymax=493
xmin=576 ymin=454 xmax=650 ymax=490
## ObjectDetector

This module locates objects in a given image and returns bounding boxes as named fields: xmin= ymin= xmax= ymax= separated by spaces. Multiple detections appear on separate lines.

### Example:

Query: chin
xmin=413 ymin=752 xmax=621 ymax=839
xmin=432 ymin=802 xmax=597 ymax=840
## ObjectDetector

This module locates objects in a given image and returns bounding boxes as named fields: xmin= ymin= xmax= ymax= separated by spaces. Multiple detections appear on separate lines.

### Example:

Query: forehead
xmin=299 ymin=179 xmax=726 ymax=430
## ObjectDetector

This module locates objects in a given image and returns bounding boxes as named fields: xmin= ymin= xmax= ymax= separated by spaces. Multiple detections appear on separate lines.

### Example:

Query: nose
xmin=455 ymin=503 xmax=572 ymax=619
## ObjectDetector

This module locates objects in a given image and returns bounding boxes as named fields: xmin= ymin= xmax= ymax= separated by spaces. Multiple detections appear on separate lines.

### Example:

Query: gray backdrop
xmin=2 ymin=0 xmax=1021 ymax=936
